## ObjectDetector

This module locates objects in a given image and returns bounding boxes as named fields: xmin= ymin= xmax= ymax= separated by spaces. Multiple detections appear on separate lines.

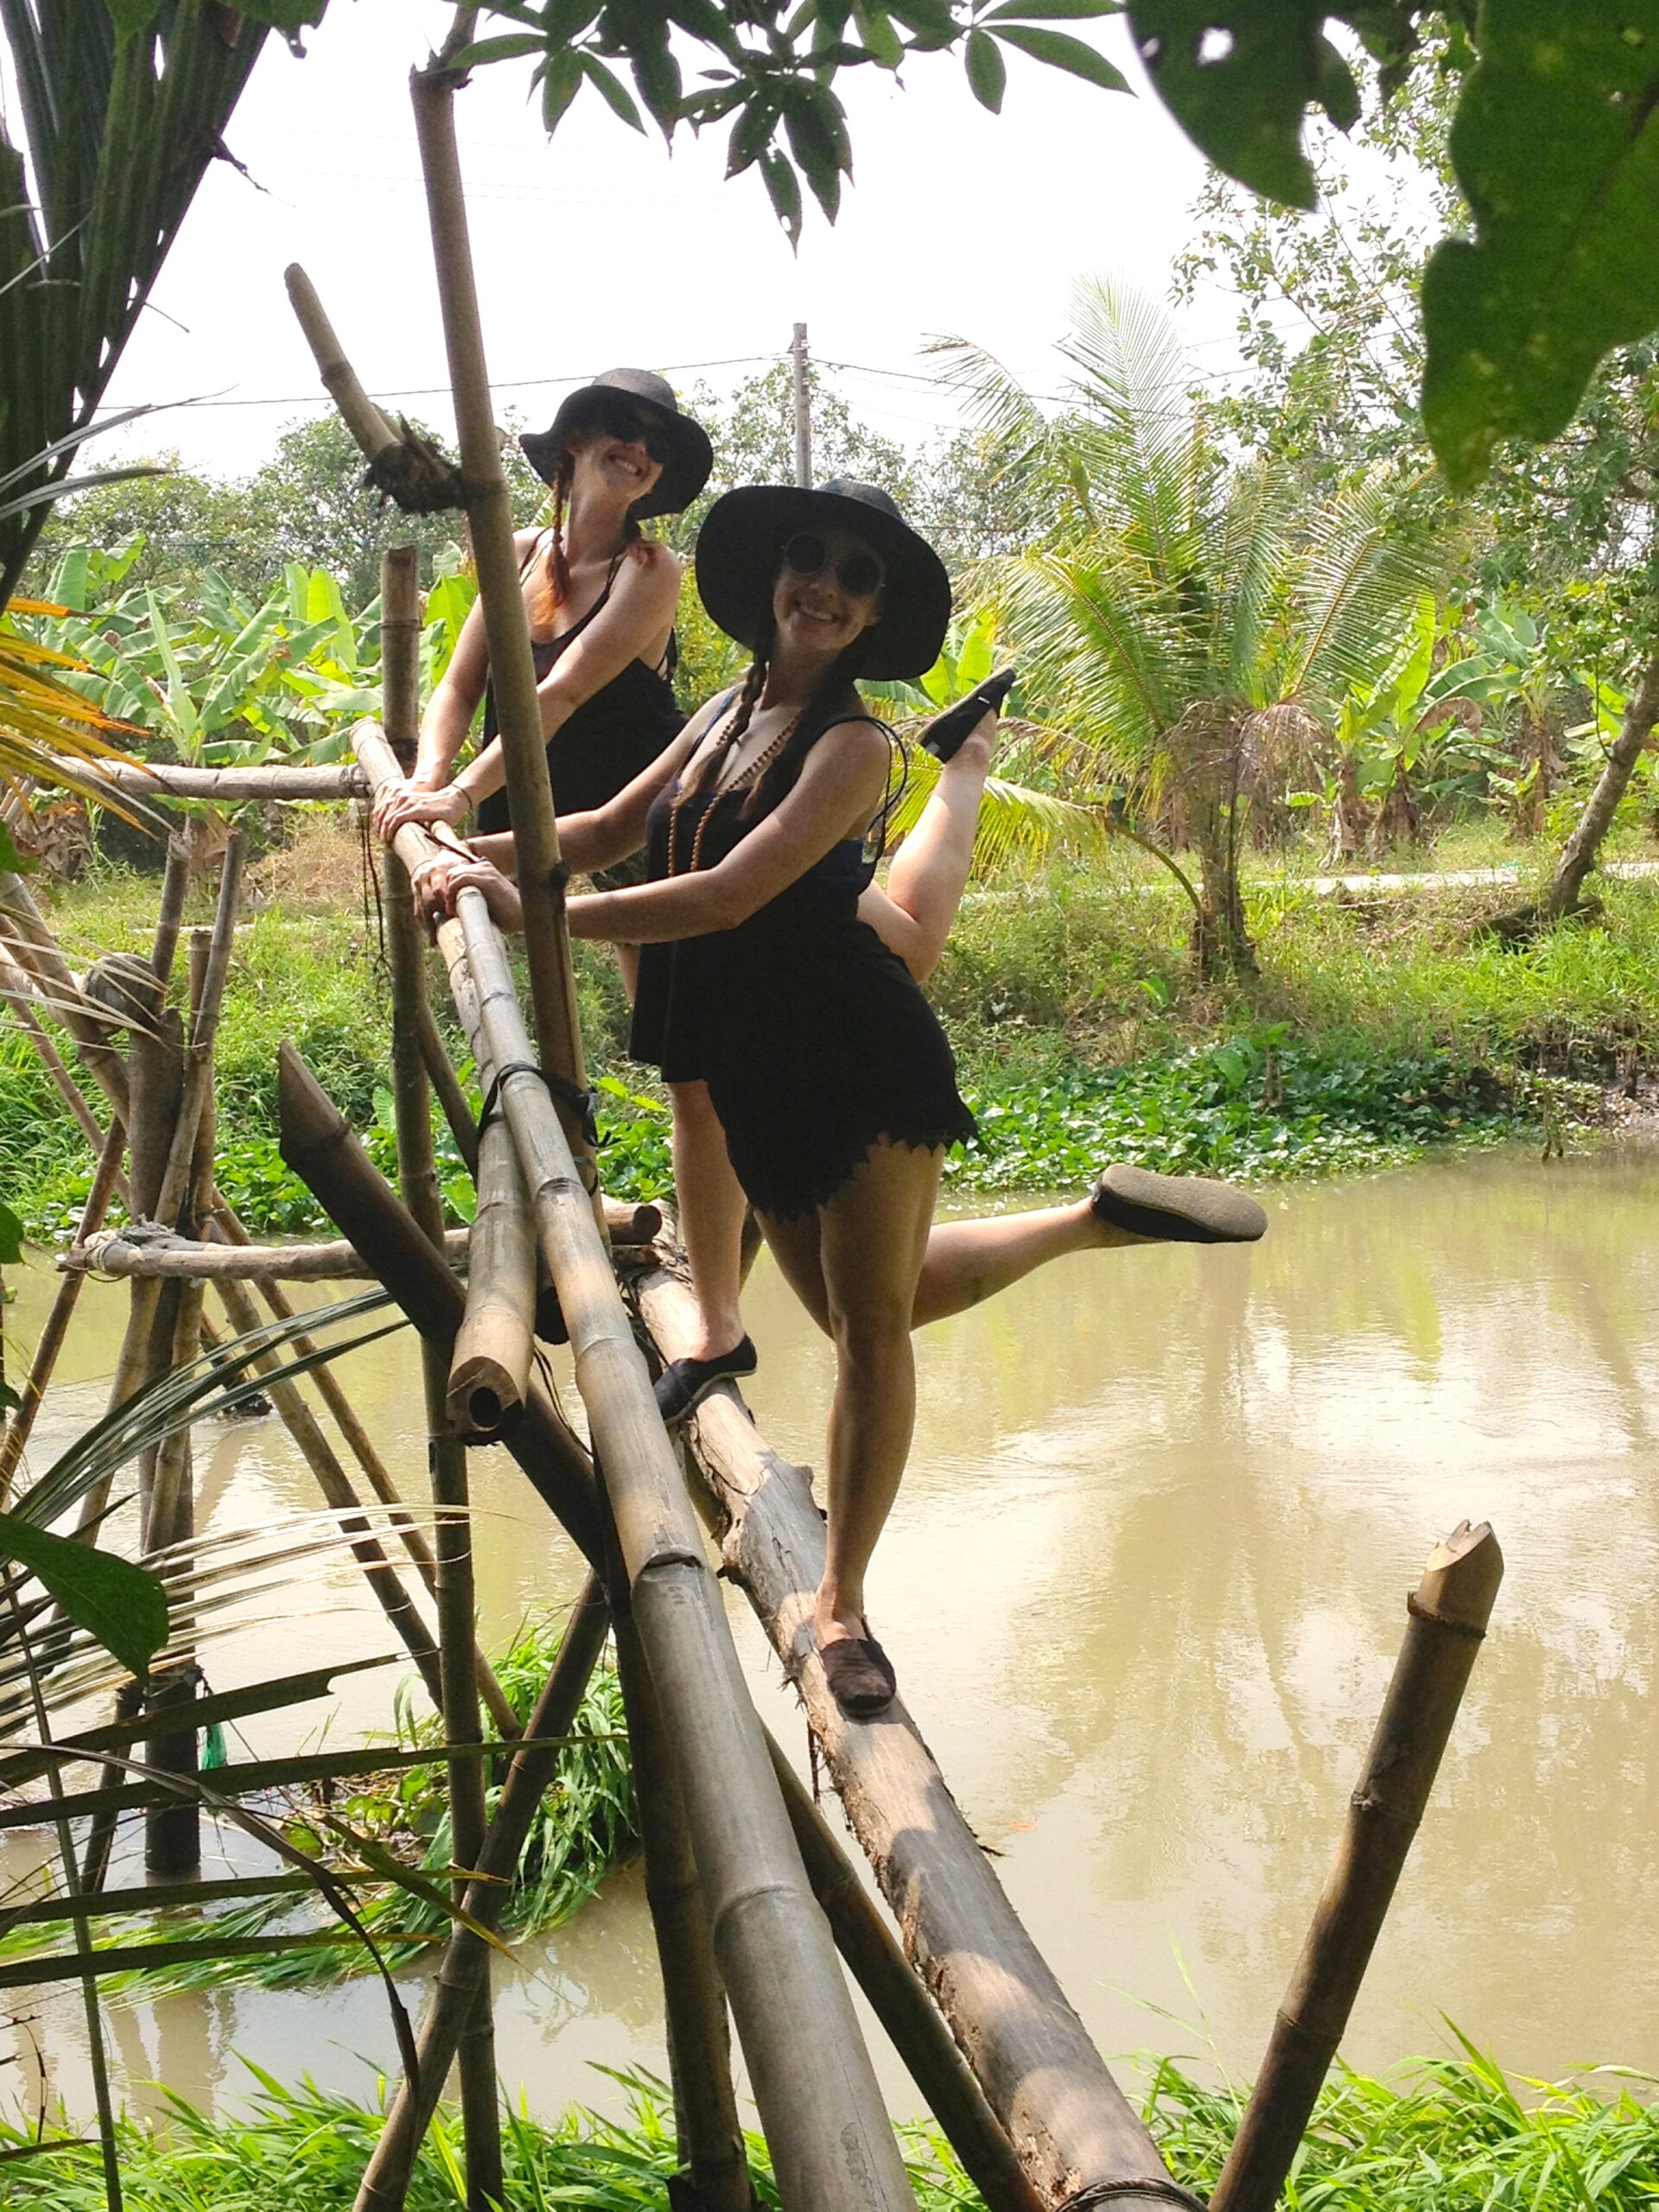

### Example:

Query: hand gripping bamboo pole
xmin=1209 ymin=1521 xmax=1503 ymax=2212
xmin=449 ymin=893 xmax=918 ymax=2211
xmin=631 ymin=1259 xmax=1194 ymax=2212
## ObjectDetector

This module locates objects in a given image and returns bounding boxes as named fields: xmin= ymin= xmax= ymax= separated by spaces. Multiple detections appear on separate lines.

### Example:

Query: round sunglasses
xmin=781 ymin=531 xmax=885 ymax=599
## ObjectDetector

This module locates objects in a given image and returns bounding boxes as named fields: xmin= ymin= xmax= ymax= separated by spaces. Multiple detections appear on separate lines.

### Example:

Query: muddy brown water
xmin=4 ymin=1143 xmax=1659 ymax=2131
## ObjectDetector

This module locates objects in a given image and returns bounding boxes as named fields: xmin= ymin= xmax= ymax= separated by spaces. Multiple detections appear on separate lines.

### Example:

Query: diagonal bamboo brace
xmin=1209 ymin=1520 xmax=1503 ymax=2212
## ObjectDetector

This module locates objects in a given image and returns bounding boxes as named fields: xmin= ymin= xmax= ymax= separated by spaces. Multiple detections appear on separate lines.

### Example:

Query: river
xmin=3 ymin=1142 xmax=1656 ymax=2129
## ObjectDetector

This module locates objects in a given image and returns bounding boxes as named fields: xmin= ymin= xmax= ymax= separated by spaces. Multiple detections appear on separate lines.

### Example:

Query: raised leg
xmin=912 ymin=1198 xmax=1141 ymax=1326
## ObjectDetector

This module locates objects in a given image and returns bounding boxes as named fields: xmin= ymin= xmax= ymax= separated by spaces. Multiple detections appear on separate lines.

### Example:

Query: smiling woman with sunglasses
xmin=418 ymin=478 xmax=1267 ymax=1720
xmin=372 ymin=369 xmax=712 ymax=944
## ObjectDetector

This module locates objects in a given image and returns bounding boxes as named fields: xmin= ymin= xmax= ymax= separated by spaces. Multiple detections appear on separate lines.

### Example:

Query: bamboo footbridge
xmin=0 ymin=48 xmax=1504 ymax=2212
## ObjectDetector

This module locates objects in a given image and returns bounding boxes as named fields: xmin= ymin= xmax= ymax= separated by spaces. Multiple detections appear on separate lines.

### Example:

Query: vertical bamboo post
xmin=446 ymin=952 xmax=535 ymax=1444
xmin=408 ymin=48 xmax=598 ymax=1205
xmin=1210 ymin=1522 xmax=1503 ymax=2212
xmin=383 ymin=540 xmax=501 ymax=2211
xmin=353 ymin=1573 xmax=611 ymax=2212
xmin=612 ymin=1576 xmax=753 ymax=2210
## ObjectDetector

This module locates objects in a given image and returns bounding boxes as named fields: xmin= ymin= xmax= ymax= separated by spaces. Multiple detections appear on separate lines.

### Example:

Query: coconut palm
xmin=934 ymin=280 xmax=1449 ymax=977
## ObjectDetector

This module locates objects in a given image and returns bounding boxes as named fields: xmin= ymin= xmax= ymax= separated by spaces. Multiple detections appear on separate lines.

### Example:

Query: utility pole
xmin=791 ymin=321 xmax=811 ymax=488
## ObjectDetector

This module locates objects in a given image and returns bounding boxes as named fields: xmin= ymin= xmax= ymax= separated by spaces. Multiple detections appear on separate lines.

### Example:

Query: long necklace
xmin=665 ymin=708 xmax=802 ymax=877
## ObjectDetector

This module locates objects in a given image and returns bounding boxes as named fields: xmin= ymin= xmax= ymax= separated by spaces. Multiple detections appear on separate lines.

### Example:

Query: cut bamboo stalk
xmin=446 ymin=948 xmax=535 ymax=1445
xmin=149 ymin=838 xmax=194 ymax=988
xmin=152 ymin=835 xmax=244 ymax=1230
xmin=613 ymin=1605 xmax=753 ymax=2211
xmin=41 ymin=758 xmax=368 ymax=800
xmin=631 ymin=1258 xmax=1189 ymax=2210
xmin=382 ymin=544 xmax=423 ymax=772
xmin=385 ymin=763 xmax=502 ymax=2211
xmin=443 ymin=892 xmax=916 ymax=2210
xmin=276 ymin=1044 xmax=603 ymax=1565
xmin=63 ymin=1208 xmax=656 ymax=1281
xmin=211 ymin=1268 xmax=446 ymax=1711
xmin=406 ymin=73 xmax=596 ymax=1198
xmin=353 ymin=1573 xmax=610 ymax=2212
xmin=763 ymin=1726 xmax=1045 ymax=2212
xmin=417 ymin=999 xmax=480 ymax=1178
xmin=1209 ymin=1522 xmax=1504 ymax=2212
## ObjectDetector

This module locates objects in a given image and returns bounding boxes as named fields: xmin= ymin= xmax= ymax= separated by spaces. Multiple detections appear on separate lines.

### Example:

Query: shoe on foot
xmin=653 ymin=1335 xmax=758 ymax=1427
xmin=1091 ymin=1165 xmax=1266 ymax=1245
xmin=817 ymin=1625 xmax=897 ymax=1719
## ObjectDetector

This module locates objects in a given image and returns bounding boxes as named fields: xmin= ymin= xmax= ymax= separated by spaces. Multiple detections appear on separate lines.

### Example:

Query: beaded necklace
xmin=664 ymin=706 xmax=802 ymax=877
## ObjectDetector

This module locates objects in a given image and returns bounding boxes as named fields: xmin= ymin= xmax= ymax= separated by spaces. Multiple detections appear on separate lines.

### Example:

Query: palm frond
xmin=1280 ymin=469 xmax=1448 ymax=712
xmin=886 ymin=742 xmax=1108 ymax=871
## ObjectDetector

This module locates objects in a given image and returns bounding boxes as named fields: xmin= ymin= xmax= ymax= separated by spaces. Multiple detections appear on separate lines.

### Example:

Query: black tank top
xmin=474 ymin=546 xmax=683 ymax=832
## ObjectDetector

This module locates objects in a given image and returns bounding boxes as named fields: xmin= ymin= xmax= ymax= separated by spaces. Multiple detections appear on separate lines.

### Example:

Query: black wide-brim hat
xmin=694 ymin=479 xmax=952 ymax=680
xmin=519 ymin=367 xmax=713 ymax=522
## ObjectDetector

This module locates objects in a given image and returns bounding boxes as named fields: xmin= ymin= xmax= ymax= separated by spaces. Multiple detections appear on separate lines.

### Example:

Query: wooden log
xmin=1208 ymin=1522 xmax=1504 ymax=2212
xmin=447 ymin=893 xmax=916 ymax=2211
xmin=630 ymin=1258 xmax=1191 ymax=2211
xmin=65 ymin=1224 xmax=477 ymax=1280
xmin=353 ymin=1573 xmax=610 ymax=2212
xmin=276 ymin=1044 xmax=604 ymax=1567
xmin=39 ymin=757 xmax=368 ymax=801
xmin=763 ymin=1726 xmax=1044 ymax=2212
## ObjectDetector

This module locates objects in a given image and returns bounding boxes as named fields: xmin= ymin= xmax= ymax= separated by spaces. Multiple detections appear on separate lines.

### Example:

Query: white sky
xmin=68 ymin=0 xmax=1249 ymax=480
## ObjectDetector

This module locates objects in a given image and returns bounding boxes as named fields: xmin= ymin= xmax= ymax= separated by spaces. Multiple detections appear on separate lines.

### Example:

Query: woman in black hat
xmin=420 ymin=479 xmax=1265 ymax=1718
xmin=372 ymin=369 xmax=712 ymax=935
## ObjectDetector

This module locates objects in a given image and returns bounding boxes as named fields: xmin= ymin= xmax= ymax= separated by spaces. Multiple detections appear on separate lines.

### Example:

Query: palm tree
xmin=935 ymin=281 xmax=1447 ymax=978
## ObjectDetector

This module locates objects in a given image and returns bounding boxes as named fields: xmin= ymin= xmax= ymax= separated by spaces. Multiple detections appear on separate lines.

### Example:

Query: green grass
xmin=7 ymin=842 xmax=1649 ymax=1240
xmin=0 ymin=1617 xmax=636 ymax=2000
xmin=3 ymin=2049 xmax=1656 ymax=2207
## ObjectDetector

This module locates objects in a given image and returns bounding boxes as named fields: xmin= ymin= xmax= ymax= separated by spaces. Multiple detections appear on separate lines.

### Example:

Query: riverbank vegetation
xmin=4 ymin=2048 xmax=1656 ymax=2209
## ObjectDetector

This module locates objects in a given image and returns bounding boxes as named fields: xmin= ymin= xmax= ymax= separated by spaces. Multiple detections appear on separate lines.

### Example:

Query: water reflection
xmin=5 ymin=1143 xmax=1659 ymax=2126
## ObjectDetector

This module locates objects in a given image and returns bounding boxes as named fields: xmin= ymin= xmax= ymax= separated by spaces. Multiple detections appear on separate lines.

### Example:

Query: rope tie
xmin=478 ymin=1059 xmax=601 ymax=1152
xmin=1406 ymin=1591 xmax=1487 ymax=1641
xmin=1062 ymin=2181 xmax=1210 ymax=2209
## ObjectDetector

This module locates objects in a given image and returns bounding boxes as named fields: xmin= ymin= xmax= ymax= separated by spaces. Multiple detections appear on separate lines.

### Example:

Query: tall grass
xmin=2 ymin=2050 xmax=1656 ymax=2208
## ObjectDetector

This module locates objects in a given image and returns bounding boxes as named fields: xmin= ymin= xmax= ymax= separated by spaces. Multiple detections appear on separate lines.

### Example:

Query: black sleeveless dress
xmin=629 ymin=727 xmax=976 ymax=1221
xmin=475 ymin=551 xmax=683 ymax=885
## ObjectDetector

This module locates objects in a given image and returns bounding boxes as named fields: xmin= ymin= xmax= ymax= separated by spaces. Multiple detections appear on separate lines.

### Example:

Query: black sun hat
xmin=694 ymin=480 xmax=952 ymax=681
xmin=519 ymin=368 xmax=714 ymax=522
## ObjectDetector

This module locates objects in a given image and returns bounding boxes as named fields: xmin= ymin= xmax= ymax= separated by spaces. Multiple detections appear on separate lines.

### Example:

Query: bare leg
xmin=762 ymin=1142 xmax=942 ymax=1648
xmin=857 ymin=716 xmax=995 ymax=982
xmin=912 ymin=1198 xmax=1145 ymax=1326
xmin=668 ymin=1079 xmax=749 ymax=1362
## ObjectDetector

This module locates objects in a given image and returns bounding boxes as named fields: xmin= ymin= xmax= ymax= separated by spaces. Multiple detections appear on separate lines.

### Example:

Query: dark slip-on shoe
xmin=1090 ymin=1165 xmax=1267 ymax=1245
xmin=818 ymin=1631 xmax=897 ymax=1719
xmin=653 ymin=1335 xmax=758 ymax=1427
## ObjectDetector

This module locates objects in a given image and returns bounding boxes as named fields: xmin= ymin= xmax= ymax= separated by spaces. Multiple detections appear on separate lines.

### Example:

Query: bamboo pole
xmin=0 ymin=869 xmax=131 ymax=1120
xmin=383 ymin=529 xmax=502 ymax=2208
xmin=631 ymin=1258 xmax=1190 ymax=2210
xmin=65 ymin=1224 xmax=477 ymax=1279
xmin=407 ymin=60 xmax=597 ymax=1200
xmin=613 ymin=1601 xmax=754 ymax=2212
xmin=417 ymin=999 xmax=480 ymax=1178
xmin=446 ymin=944 xmax=536 ymax=1444
xmin=0 ymin=950 xmax=111 ymax=1156
xmin=276 ymin=1043 xmax=604 ymax=1565
xmin=41 ymin=758 xmax=368 ymax=800
xmin=1209 ymin=1522 xmax=1504 ymax=2212
xmin=763 ymin=1726 xmax=1044 ymax=2212
xmin=353 ymin=1572 xmax=609 ymax=2212
xmin=446 ymin=893 xmax=917 ymax=2210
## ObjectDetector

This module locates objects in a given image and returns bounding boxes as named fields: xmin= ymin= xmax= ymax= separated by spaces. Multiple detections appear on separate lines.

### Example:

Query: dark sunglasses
xmin=576 ymin=393 xmax=674 ymax=463
xmin=782 ymin=531 xmax=885 ymax=599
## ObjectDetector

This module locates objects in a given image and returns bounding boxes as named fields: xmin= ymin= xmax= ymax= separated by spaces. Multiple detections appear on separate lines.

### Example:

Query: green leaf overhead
xmin=967 ymin=25 xmax=1010 ymax=106
xmin=0 ymin=1516 xmax=168 ymax=1680
xmin=991 ymin=23 xmax=1129 ymax=90
xmin=1421 ymin=0 xmax=1659 ymax=491
xmin=1125 ymin=1 xmax=1359 ymax=209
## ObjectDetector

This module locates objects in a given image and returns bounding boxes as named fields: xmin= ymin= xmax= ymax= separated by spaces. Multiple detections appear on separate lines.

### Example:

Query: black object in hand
xmin=922 ymin=666 xmax=1017 ymax=762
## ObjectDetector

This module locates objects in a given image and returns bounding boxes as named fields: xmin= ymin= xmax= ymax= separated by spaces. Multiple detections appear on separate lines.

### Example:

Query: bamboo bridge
xmin=0 ymin=44 xmax=1503 ymax=2211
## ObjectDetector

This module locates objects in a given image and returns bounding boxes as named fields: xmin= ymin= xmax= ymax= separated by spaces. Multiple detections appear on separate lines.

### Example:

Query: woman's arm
xmin=436 ymin=543 xmax=683 ymax=817
xmin=564 ymin=720 xmax=891 ymax=945
xmin=855 ymin=709 xmax=997 ymax=980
